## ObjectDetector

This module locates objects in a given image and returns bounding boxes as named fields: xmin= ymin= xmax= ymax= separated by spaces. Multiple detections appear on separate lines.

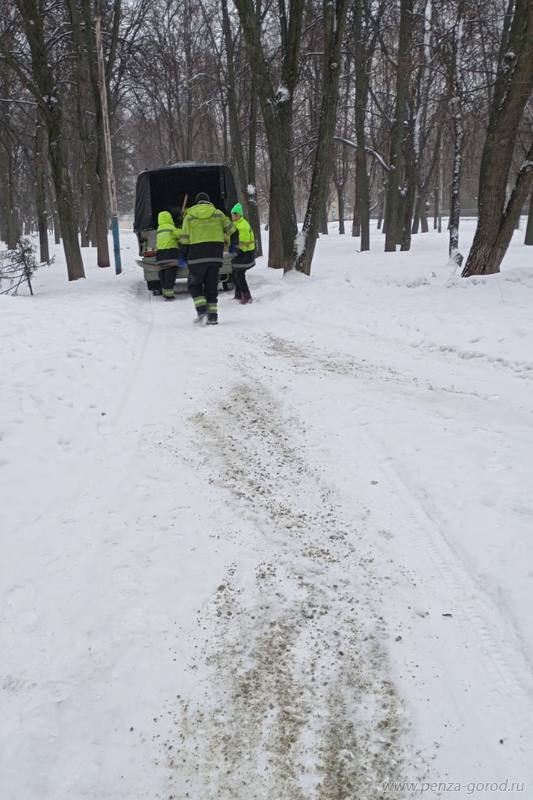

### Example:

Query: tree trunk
xmin=34 ymin=113 xmax=49 ymax=263
xmin=433 ymin=172 xmax=439 ymax=229
xmin=247 ymin=77 xmax=262 ymax=256
xmin=352 ymin=180 xmax=361 ymax=237
xmin=80 ymin=182 xmax=91 ymax=248
xmin=337 ymin=184 xmax=345 ymax=234
xmin=384 ymin=0 xmax=414 ymax=252
xmin=53 ymin=211 xmax=61 ymax=244
xmin=400 ymin=126 xmax=416 ymax=251
xmin=1 ymin=153 xmax=20 ymax=249
xmin=234 ymin=0 xmax=303 ymax=270
xmin=448 ymin=3 xmax=465 ymax=262
xmin=354 ymin=0 xmax=370 ymax=251
xmin=448 ymin=97 xmax=464 ymax=261
xmin=377 ymin=188 xmax=385 ymax=230
xmin=420 ymin=201 xmax=429 ymax=232
xmin=413 ymin=194 xmax=429 ymax=234
xmin=219 ymin=6 xmax=264 ymax=256
xmin=432 ymin=138 xmax=444 ymax=234
xmin=320 ymin=200 xmax=329 ymax=234
xmin=81 ymin=0 xmax=111 ymax=268
xmin=462 ymin=0 xmax=533 ymax=277
xmin=15 ymin=0 xmax=84 ymax=279
xmin=47 ymin=114 xmax=85 ymax=279
xmin=525 ymin=187 xmax=533 ymax=245
xmin=412 ymin=199 xmax=420 ymax=234
xmin=294 ymin=0 xmax=350 ymax=274
xmin=221 ymin=0 xmax=251 ymax=210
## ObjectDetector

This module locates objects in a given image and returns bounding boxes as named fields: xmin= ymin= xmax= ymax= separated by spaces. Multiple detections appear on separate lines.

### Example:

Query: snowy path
xmin=2 ymin=225 xmax=533 ymax=799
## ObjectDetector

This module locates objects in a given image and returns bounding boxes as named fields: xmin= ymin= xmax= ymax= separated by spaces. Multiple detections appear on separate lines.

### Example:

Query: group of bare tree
xmin=0 ymin=0 xmax=531 ymax=280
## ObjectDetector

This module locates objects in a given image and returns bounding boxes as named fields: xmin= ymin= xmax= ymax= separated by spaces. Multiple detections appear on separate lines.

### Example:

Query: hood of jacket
xmin=157 ymin=210 xmax=175 ymax=227
xmin=186 ymin=202 xmax=217 ymax=220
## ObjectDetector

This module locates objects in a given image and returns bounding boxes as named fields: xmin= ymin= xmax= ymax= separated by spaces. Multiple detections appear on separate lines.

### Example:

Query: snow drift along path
xmin=2 ymin=223 xmax=533 ymax=799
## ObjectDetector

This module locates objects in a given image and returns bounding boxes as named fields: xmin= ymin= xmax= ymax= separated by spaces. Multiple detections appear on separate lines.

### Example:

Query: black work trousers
xmin=232 ymin=268 xmax=250 ymax=298
xmin=160 ymin=265 xmax=177 ymax=292
xmin=187 ymin=262 xmax=219 ymax=313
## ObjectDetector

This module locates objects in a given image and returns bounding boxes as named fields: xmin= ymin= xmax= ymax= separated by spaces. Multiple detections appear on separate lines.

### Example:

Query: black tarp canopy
xmin=134 ymin=162 xmax=238 ymax=231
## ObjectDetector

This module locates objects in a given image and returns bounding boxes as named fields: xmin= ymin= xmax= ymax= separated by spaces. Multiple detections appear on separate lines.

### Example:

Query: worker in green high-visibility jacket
xmin=230 ymin=202 xmax=256 ymax=304
xmin=179 ymin=192 xmax=237 ymax=325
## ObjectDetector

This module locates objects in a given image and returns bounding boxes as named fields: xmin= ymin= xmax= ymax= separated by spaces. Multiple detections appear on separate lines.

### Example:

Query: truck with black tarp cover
xmin=133 ymin=162 xmax=238 ymax=291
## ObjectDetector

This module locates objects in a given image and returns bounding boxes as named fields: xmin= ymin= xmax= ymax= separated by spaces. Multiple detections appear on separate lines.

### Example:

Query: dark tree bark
xmin=352 ymin=199 xmax=361 ymax=237
xmin=34 ymin=111 xmax=49 ymax=263
xmin=333 ymin=66 xmax=351 ymax=237
xmin=67 ymin=0 xmax=94 ymax=253
xmin=81 ymin=0 xmax=111 ymax=268
xmin=246 ymin=74 xmax=262 ymax=256
xmin=414 ymin=121 xmax=442 ymax=234
xmin=400 ymin=121 xmax=416 ymax=251
xmin=221 ymin=0 xmax=249 ymax=197
xmin=448 ymin=1 xmax=465 ymax=263
xmin=353 ymin=0 xmax=371 ymax=251
xmin=221 ymin=0 xmax=261 ymax=255
xmin=7 ymin=0 xmax=85 ymax=279
xmin=525 ymin=187 xmax=533 ymax=245
xmin=294 ymin=0 xmax=349 ymax=274
xmin=337 ymin=185 xmax=345 ymax=234
xmin=462 ymin=0 xmax=533 ymax=277
xmin=412 ymin=198 xmax=421 ymax=234
xmin=0 ymin=146 xmax=20 ymax=249
xmin=434 ymin=142 xmax=443 ymax=233
xmin=320 ymin=199 xmax=329 ymax=235
xmin=53 ymin=213 xmax=61 ymax=245
xmin=384 ymin=0 xmax=414 ymax=252
xmin=234 ymin=0 xmax=303 ymax=269
xmin=408 ymin=0 xmax=434 ymax=243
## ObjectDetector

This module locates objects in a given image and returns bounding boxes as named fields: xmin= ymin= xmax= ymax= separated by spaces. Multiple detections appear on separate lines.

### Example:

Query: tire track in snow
xmin=262 ymin=333 xmax=495 ymax=404
xmin=273 ymin=299 xmax=533 ymax=387
xmin=160 ymin=382 xmax=420 ymax=799
xmin=258 ymin=332 xmax=533 ymax=774
xmin=261 ymin=333 xmax=533 ymax=690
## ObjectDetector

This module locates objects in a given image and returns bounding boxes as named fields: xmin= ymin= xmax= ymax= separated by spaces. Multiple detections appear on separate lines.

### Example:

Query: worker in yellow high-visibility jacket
xmin=179 ymin=192 xmax=237 ymax=325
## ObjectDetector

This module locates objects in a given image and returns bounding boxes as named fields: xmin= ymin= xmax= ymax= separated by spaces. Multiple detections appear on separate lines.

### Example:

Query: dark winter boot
xmin=152 ymin=288 xmax=163 ymax=296
xmin=206 ymin=312 xmax=218 ymax=325
xmin=194 ymin=308 xmax=207 ymax=324
xmin=240 ymin=292 xmax=252 ymax=305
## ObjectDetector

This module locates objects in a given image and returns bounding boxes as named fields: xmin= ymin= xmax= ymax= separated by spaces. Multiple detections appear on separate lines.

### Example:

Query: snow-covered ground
xmin=2 ymin=220 xmax=532 ymax=799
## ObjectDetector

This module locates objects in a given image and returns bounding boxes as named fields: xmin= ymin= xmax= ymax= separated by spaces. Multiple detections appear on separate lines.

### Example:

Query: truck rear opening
xmin=133 ymin=162 xmax=238 ymax=290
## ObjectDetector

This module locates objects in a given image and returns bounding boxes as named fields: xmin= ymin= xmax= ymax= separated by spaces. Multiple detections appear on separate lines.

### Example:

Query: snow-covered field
xmin=2 ymin=221 xmax=532 ymax=799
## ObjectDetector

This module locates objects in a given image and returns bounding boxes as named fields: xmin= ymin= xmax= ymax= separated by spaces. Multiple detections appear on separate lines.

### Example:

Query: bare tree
xmin=1 ymin=0 xmax=85 ymax=279
xmin=384 ymin=0 xmax=415 ymax=252
xmin=448 ymin=0 xmax=465 ymax=263
xmin=220 ymin=0 xmax=262 ymax=252
xmin=462 ymin=0 xmax=533 ymax=276
xmin=295 ymin=0 xmax=350 ymax=273
xmin=234 ymin=0 xmax=303 ymax=269
xmin=34 ymin=108 xmax=49 ymax=263
xmin=352 ymin=0 xmax=384 ymax=251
